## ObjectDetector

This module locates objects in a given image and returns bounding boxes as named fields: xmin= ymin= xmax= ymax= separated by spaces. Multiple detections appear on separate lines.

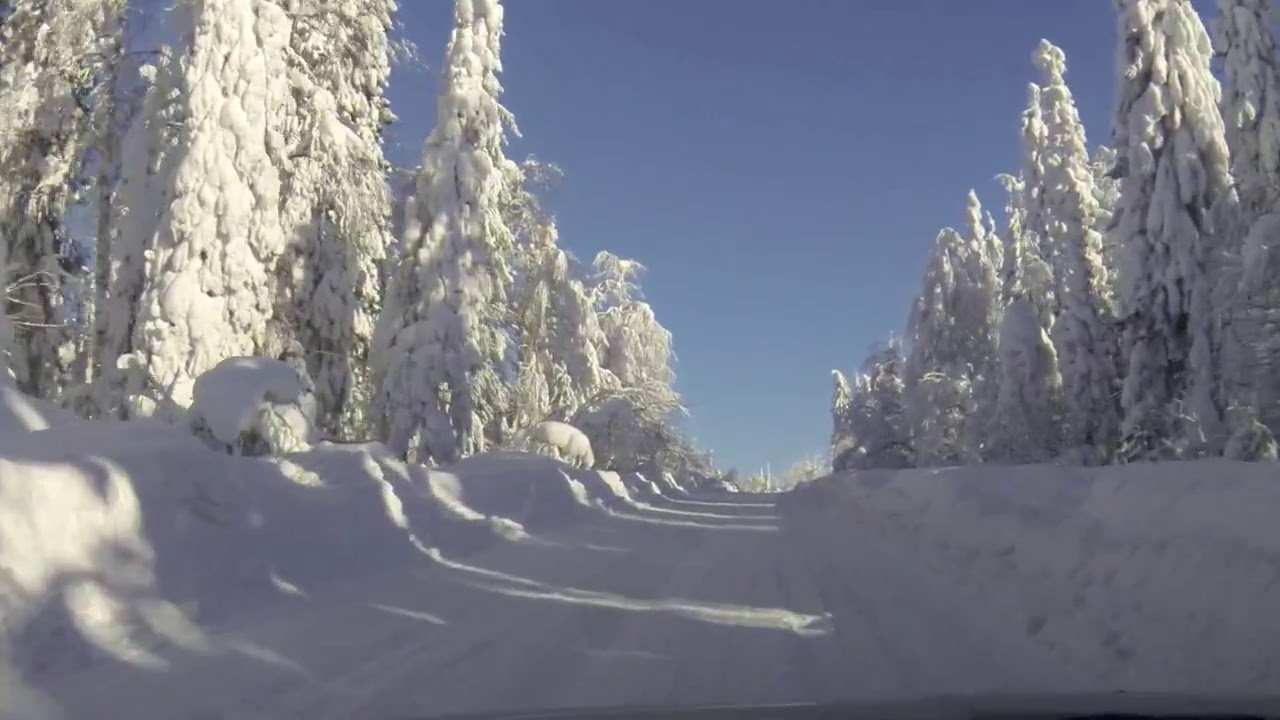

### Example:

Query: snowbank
xmin=787 ymin=461 xmax=1280 ymax=692
xmin=188 ymin=357 xmax=316 ymax=455
xmin=440 ymin=452 xmax=638 ymax=531
xmin=0 ymin=421 xmax=594 ymax=679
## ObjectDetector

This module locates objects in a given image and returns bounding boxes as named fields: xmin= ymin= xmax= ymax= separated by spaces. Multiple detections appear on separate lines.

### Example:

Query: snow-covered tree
xmin=997 ymin=174 xmax=1056 ymax=328
xmin=985 ymin=297 xmax=1063 ymax=463
xmin=566 ymin=250 xmax=686 ymax=474
xmin=957 ymin=191 xmax=1003 ymax=457
xmin=1091 ymin=144 xmax=1122 ymax=269
xmin=1110 ymin=0 xmax=1237 ymax=458
xmin=499 ymin=160 xmax=608 ymax=438
xmin=904 ymin=228 xmax=977 ymax=466
xmin=105 ymin=0 xmax=293 ymax=416
xmin=836 ymin=339 xmax=912 ymax=471
xmin=1034 ymin=39 xmax=1121 ymax=460
xmin=274 ymin=0 xmax=396 ymax=440
xmin=373 ymin=0 xmax=518 ymax=464
xmin=830 ymin=368 xmax=854 ymax=453
xmin=1020 ymin=83 xmax=1057 ymax=290
xmin=99 ymin=48 xmax=183 ymax=401
xmin=0 ymin=0 xmax=126 ymax=398
xmin=1214 ymin=0 xmax=1280 ymax=218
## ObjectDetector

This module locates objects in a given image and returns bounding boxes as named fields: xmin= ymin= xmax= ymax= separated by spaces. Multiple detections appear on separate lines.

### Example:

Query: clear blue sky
xmin=384 ymin=0 xmax=1221 ymax=473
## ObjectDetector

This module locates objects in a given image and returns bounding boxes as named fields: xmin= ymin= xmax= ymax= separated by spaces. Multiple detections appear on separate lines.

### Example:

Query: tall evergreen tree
xmin=1214 ymin=0 xmax=1280 ymax=218
xmin=373 ymin=0 xmax=518 ymax=464
xmin=107 ymin=0 xmax=292 ymax=414
xmin=0 ymin=0 xmax=126 ymax=399
xmin=1111 ymin=0 xmax=1236 ymax=458
xmin=276 ymin=0 xmax=397 ymax=440
xmin=1034 ymin=39 xmax=1121 ymax=460
xmin=986 ymin=296 xmax=1063 ymax=464
xmin=905 ymin=228 xmax=975 ymax=466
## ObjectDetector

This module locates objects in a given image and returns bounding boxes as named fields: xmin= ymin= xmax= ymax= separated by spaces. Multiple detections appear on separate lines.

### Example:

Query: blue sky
xmin=383 ymin=1 xmax=1220 ymax=474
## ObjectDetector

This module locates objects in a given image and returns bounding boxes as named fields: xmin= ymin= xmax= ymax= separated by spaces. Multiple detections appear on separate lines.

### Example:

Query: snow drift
xmin=0 ymin=411 xmax=657 ymax=681
xmin=787 ymin=462 xmax=1280 ymax=692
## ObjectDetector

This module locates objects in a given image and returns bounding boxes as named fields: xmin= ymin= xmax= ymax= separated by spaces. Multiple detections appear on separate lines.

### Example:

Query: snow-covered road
xmin=41 ymin=489 xmax=1113 ymax=719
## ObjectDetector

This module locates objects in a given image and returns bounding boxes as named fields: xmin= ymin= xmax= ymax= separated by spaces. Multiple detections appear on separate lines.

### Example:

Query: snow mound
xmin=512 ymin=421 xmax=595 ymax=469
xmin=440 ymin=452 xmax=632 ymax=532
xmin=787 ymin=460 xmax=1280 ymax=691
xmin=188 ymin=357 xmax=316 ymax=456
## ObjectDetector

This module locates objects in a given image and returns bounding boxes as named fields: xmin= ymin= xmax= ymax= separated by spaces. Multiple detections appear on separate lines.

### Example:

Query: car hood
xmin=412 ymin=692 xmax=1280 ymax=720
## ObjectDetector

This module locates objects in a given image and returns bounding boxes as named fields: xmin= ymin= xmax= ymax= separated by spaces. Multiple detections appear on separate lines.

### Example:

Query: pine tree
xmin=275 ymin=0 xmax=396 ymax=440
xmin=100 ymin=49 xmax=182 ymax=400
xmin=1214 ymin=0 xmax=1280 ymax=218
xmin=1034 ymin=39 xmax=1121 ymax=460
xmin=904 ymin=228 xmax=975 ymax=466
xmin=1090 ymin=145 xmax=1122 ymax=270
xmin=997 ymin=173 xmax=1055 ymax=329
xmin=986 ymin=297 xmax=1063 ymax=464
xmin=830 ymin=368 xmax=855 ymax=455
xmin=1215 ymin=0 xmax=1280 ymax=429
xmin=851 ymin=340 xmax=912 ymax=469
xmin=958 ymin=191 xmax=1003 ymax=458
xmin=1111 ymin=0 xmax=1237 ymax=458
xmin=373 ymin=0 xmax=518 ymax=464
xmin=108 ymin=0 xmax=293 ymax=414
xmin=0 ymin=0 xmax=127 ymax=399
xmin=1020 ymin=83 xmax=1056 ymax=292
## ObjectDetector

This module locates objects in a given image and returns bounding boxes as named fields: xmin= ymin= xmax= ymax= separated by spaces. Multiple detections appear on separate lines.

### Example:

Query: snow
xmin=788 ymin=462 xmax=1280 ymax=693
xmin=372 ymin=0 xmax=518 ymax=464
xmin=2 ymin=406 xmax=1279 ymax=716
xmin=188 ymin=357 xmax=316 ymax=453
xmin=118 ymin=0 xmax=293 ymax=412
xmin=0 ymin=375 xmax=79 ymax=436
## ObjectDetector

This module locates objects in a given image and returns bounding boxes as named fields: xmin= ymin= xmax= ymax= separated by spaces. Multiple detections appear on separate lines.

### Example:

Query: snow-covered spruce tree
xmin=1091 ymin=144 xmax=1123 ymax=271
xmin=830 ymin=368 xmax=855 ymax=455
xmin=957 ymin=191 xmax=1003 ymax=458
xmin=1020 ymin=83 xmax=1058 ymax=296
xmin=1215 ymin=0 xmax=1280 ymax=436
xmin=1111 ymin=0 xmax=1237 ymax=459
xmin=1033 ymin=39 xmax=1122 ymax=461
xmin=0 ymin=0 xmax=126 ymax=399
xmin=1214 ymin=0 xmax=1280 ymax=218
xmin=373 ymin=0 xmax=518 ymax=464
xmin=98 ymin=47 xmax=183 ymax=409
xmin=106 ymin=0 xmax=293 ymax=416
xmin=985 ymin=297 xmax=1064 ymax=464
xmin=273 ymin=0 xmax=396 ymax=441
xmin=904 ymin=228 xmax=976 ymax=467
xmin=838 ymin=339 xmax=912 ymax=470
xmin=997 ymin=173 xmax=1056 ymax=329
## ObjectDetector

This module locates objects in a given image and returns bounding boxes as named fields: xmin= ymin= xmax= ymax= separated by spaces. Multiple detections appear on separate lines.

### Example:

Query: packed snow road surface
xmin=33 ymin=489 xmax=1119 ymax=719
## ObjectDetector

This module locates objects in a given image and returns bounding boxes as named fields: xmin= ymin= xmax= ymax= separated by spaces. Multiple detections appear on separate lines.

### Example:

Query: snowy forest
xmin=832 ymin=0 xmax=1280 ymax=472
xmin=0 ymin=0 xmax=714 ymax=478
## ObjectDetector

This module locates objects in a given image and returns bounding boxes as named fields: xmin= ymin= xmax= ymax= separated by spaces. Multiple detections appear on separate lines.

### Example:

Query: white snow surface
xmin=2 ymin=413 xmax=1279 ymax=717
xmin=189 ymin=357 xmax=316 ymax=448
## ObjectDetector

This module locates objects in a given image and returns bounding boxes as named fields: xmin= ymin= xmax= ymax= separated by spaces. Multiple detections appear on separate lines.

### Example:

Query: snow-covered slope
xmin=788 ymin=462 xmax=1280 ymax=691
xmin=0 ymin=411 xmax=660 ymax=696
xmin=3 ymin=409 xmax=1279 ymax=718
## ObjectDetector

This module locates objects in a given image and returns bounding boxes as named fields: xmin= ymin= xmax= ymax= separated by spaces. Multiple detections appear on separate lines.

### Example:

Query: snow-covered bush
xmin=187 ymin=356 xmax=317 ymax=457
xmin=512 ymin=420 xmax=596 ymax=469
xmin=570 ymin=381 xmax=685 ymax=473
xmin=1224 ymin=406 xmax=1279 ymax=460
